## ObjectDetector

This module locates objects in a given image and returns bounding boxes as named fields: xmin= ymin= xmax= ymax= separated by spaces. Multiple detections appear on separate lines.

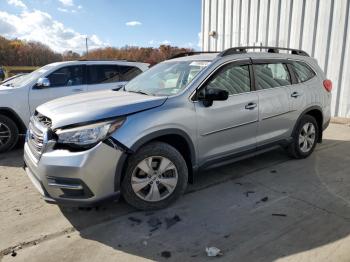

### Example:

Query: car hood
xmin=36 ymin=90 xmax=167 ymax=129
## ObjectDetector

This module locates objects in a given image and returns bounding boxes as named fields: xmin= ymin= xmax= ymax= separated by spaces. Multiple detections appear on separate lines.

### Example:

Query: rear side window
xmin=204 ymin=63 xmax=251 ymax=95
xmin=119 ymin=66 xmax=142 ymax=81
xmin=47 ymin=66 xmax=84 ymax=87
xmin=291 ymin=61 xmax=316 ymax=83
xmin=254 ymin=63 xmax=291 ymax=89
xmin=88 ymin=65 xmax=120 ymax=84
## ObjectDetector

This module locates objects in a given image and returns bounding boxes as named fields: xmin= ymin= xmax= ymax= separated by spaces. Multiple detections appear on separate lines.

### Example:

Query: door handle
xmin=245 ymin=102 xmax=257 ymax=110
xmin=72 ymin=88 xmax=83 ymax=92
xmin=291 ymin=91 xmax=301 ymax=98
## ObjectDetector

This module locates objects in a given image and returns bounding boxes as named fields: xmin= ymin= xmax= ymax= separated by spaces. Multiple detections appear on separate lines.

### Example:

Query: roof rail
xmin=218 ymin=46 xmax=310 ymax=57
xmin=170 ymin=51 xmax=219 ymax=59
xmin=77 ymin=59 xmax=138 ymax=62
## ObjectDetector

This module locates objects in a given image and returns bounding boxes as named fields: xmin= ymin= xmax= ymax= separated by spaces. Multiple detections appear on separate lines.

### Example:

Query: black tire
xmin=121 ymin=141 xmax=188 ymax=210
xmin=287 ymin=115 xmax=319 ymax=159
xmin=0 ymin=115 xmax=19 ymax=153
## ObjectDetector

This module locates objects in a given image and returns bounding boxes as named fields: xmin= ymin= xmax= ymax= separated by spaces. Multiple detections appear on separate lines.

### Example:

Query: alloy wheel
xmin=298 ymin=122 xmax=316 ymax=153
xmin=131 ymin=156 xmax=178 ymax=202
xmin=0 ymin=122 xmax=11 ymax=146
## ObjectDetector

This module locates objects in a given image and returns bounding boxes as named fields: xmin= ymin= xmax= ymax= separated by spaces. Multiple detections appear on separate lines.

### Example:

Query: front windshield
xmin=2 ymin=64 xmax=55 ymax=87
xmin=125 ymin=60 xmax=210 ymax=96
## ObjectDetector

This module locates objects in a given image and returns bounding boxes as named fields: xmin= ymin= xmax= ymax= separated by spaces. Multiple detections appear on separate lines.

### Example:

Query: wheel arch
xmin=293 ymin=106 xmax=324 ymax=143
xmin=114 ymin=129 xmax=197 ymax=192
xmin=0 ymin=107 xmax=26 ymax=134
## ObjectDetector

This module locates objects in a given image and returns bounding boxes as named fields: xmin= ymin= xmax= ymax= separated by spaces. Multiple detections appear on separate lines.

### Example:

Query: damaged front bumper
xmin=24 ymin=140 xmax=126 ymax=206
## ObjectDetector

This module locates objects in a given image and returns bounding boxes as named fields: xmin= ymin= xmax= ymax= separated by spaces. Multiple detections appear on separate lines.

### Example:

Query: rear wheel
xmin=287 ymin=115 xmax=319 ymax=159
xmin=0 ymin=115 xmax=19 ymax=153
xmin=121 ymin=142 xmax=188 ymax=210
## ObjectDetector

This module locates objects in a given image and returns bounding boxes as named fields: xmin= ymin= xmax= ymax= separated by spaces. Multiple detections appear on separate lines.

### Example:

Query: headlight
xmin=55 ymin=118 xmax=125 ymax=147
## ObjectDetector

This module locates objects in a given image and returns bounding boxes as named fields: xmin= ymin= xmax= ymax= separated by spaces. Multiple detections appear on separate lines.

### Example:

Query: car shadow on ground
xmin=0 ymin=148 xmax=24 ymax=168
xmin=58 ymin=138 xmax=350 ymax=261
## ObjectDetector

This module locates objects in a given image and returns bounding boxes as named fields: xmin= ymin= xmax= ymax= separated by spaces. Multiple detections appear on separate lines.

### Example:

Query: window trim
xmin=191 ymin=59 xmax=253 ymax=101
xmin=286 ymin=63 xmax=298 ymax=84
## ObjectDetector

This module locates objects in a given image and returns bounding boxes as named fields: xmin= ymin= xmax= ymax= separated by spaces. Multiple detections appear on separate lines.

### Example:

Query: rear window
xmin=291 ymin=61 xmax=316 ymax=83
xmin=254 ymin=63 xmax=291 ymax=89
xmin=119 ymin=66 xmax=142 ymax=81
xmin=88 ymin=65 xmax=120 ymax=84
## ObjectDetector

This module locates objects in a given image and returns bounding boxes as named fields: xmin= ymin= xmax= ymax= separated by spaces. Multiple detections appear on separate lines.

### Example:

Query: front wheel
xmin=287 ymin=115 xmax=319 ymax=159
xmin=0 ymin=115 xmax=19 ymax=153
xmin=121 ymin=142 xmax=188 ymax=210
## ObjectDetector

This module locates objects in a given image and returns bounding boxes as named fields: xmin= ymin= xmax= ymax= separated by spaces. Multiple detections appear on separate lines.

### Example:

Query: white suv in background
xmin=0 ymin=60 xmax=149 ymax=152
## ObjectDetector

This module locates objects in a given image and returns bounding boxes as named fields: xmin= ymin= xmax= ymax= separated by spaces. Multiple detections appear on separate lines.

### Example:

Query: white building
xmin=201 ymin=0 xmax=350 ymax=117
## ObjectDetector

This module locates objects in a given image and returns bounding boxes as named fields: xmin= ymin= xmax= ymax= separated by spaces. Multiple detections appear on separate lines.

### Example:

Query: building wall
xmin=201 ymin=0 xmax=350 ymax=117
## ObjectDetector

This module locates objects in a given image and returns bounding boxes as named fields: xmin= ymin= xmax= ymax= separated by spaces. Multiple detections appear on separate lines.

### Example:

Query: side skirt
xmin=197 ymin=138 xmax=293 ymax=172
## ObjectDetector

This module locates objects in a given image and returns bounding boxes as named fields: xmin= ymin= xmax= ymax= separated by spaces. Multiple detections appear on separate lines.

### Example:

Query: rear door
xmin=287 ymin=60 xmax=318 ymax=122
xmin=29 ymin=65 xmax=87 ymax=114
xmin=195 ymin=60 xmax=259 ymax=165
xmin=253 ymin=60 xmax=294 ymax=146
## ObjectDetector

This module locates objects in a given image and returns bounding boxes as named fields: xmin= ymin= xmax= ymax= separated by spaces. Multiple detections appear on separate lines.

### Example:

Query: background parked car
xmin=0 ymin=60 xmax=149 ymax=153
xmin=0 ymin=66 xmax=5 ymax=81
xmin=0 ymin=73 xmax=27 ymax=85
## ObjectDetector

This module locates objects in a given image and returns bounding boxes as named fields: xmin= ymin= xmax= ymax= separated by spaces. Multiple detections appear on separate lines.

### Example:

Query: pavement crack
xmin=0 ymin=227 xmax=76 ymax=259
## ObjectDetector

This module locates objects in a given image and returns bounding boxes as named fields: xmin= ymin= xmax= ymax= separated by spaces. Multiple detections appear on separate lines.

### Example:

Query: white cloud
xmin=57 ymin=7 xmax=78 ymax=13
xmin=125 ymin=21 xmax=142 ymax=27
xmin=7 ymin=0 xmax=27 ymax=9
xmin=57 ymin=7 xmax=69 ymax=13
xmin=160 ymin=40 xmax=171 ymax=45
xmin=59 ymin=0 xmax=74 ymax=6
xmin=77 ymin=5 xmax=82 ymax=9
xmin=0 ymin=10 xmax=107 ymax=53
xmin=148 ymin=40 xmax=173 ymax=47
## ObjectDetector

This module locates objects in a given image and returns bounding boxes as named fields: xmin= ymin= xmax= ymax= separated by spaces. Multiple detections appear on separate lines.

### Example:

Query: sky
xmin=0 ymin=0 xmax=202 ymax=53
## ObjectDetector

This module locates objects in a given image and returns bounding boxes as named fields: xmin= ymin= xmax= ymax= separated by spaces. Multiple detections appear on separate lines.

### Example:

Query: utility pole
xmin=85 ymin=37 xmax=89 ymax=58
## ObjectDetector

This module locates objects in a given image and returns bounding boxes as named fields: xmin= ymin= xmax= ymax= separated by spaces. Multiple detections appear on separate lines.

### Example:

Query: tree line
xmin=0 ymin=35 xmax=193 ymax=66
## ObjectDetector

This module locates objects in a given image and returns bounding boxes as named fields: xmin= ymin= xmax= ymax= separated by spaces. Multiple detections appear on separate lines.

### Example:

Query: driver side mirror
xmin=198 ymin=88 xmax=229 ymax=107
xmin=35 ymin=77 xmax=50 ymax=88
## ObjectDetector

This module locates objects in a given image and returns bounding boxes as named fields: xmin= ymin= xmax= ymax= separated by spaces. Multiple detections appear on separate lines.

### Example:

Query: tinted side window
xmin=119 ymin=66 xmax=142 ymax=81
xmin=47 ymin=66 xmax=84 ymax=87
xmin=88 ymin=65 xmax=120 ymax=84
xmin=291 ymin=61 xmax=316 ymax=83
xmin=255 ymin=63 xmax=291 ymax=89
xmin=204 ymin=64 xmax=251 ymax=95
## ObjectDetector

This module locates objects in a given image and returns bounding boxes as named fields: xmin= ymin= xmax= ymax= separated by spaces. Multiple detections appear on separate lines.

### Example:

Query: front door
xmin=29 ymin=65 xmax=87 ymax=114
xmin=194 ymin=61 xmax=259 ymax=165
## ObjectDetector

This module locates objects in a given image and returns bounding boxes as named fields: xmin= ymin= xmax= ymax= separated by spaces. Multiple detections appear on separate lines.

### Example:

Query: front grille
xmin=27 ymin=117 xmax=48 ymax=161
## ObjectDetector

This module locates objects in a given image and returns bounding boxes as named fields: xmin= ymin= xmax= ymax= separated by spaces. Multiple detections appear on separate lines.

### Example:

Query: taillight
xmin=323 ymin=79 xmax=332 ymax=92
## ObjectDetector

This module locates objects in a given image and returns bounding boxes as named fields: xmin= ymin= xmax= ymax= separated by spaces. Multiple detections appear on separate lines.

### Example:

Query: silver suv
xmin=24 ymin=47 xmax=332 ymax=210
xmin=0 ymin=60 xmax=149 ymax=153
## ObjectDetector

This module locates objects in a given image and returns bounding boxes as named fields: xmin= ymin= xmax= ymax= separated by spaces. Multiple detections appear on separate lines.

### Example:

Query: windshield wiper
xmin=127 ymin=90 xmax=152 ymax=96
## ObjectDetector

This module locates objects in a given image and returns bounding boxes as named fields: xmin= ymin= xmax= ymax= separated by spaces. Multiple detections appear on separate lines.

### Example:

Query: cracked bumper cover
xmin=24 ymin=141 xmax=125 ymax=206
